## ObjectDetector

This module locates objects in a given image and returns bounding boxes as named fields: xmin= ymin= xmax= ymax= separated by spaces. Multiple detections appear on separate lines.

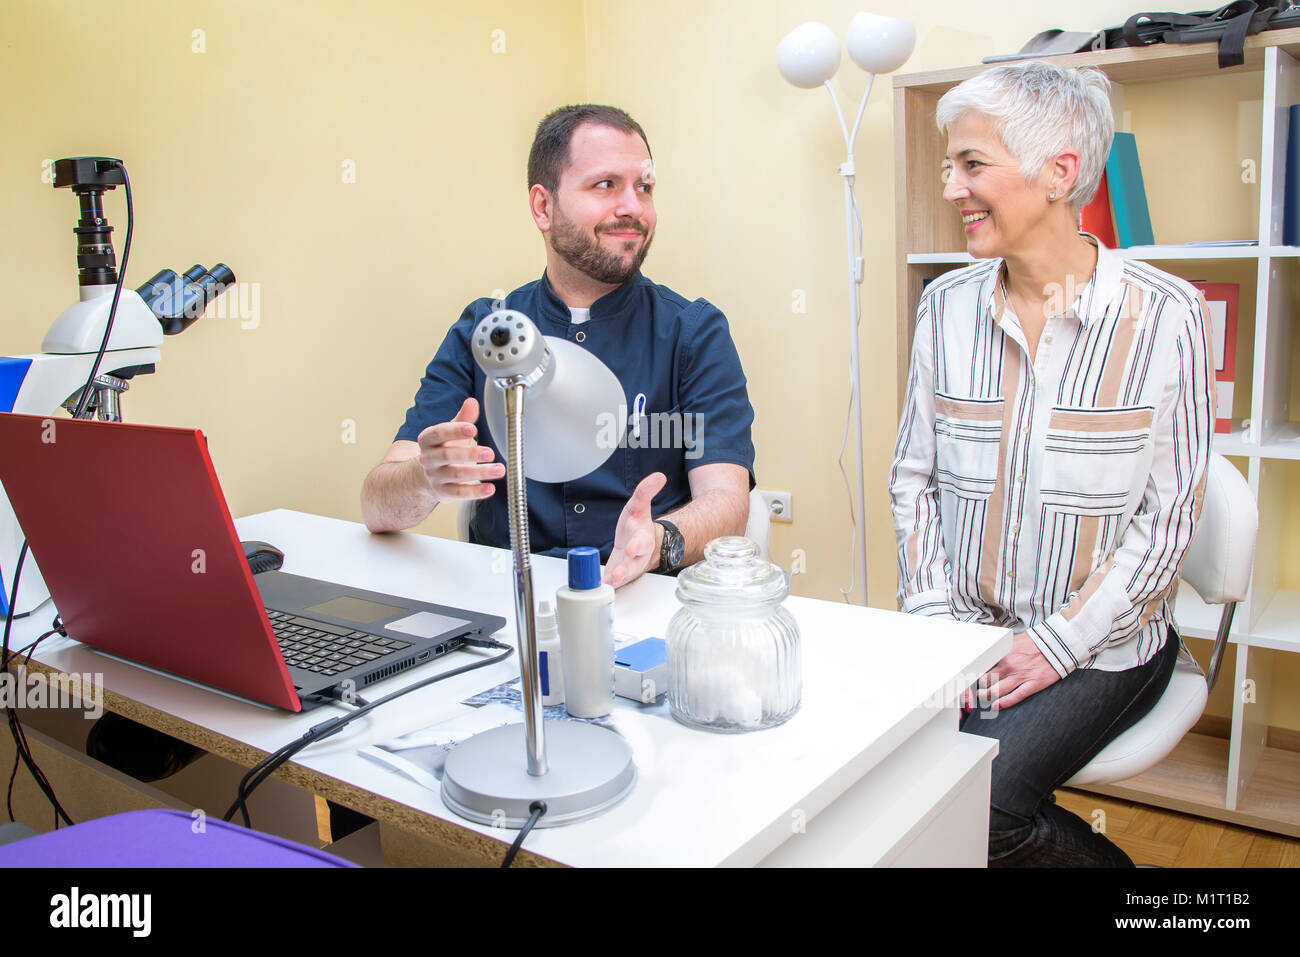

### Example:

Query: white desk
xmin=12 ymin=509 xmax=1011 ymax=867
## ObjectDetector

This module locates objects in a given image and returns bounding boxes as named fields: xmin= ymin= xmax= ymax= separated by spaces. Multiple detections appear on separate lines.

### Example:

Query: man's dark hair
xmin=527 ymin=104 xmax=651 ymax=194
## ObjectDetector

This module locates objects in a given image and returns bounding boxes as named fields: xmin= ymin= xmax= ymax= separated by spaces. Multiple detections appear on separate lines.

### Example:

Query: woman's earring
xmin=1049 ymin=191 xmax=1057 ymax=200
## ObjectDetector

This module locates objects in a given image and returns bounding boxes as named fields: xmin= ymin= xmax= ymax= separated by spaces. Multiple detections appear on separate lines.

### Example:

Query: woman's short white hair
xmin=935 ymin=61 xmax=1114 ymax=211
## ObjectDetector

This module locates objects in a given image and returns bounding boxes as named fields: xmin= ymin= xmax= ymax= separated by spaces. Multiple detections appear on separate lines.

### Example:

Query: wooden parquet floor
xmin=1055 ymin=789 xmax=1300 ymax=867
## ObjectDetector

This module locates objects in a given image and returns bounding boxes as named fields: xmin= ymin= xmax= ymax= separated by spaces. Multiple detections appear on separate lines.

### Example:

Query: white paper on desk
xmin=358 ymin=703 xmax=518 ymax=790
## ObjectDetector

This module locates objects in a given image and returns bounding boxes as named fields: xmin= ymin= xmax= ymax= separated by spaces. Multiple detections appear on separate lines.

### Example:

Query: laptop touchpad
xmin=386 ymin=610 xmax=473 ymax=639
xmin=306 ymin=596 xmax=406 ymax=624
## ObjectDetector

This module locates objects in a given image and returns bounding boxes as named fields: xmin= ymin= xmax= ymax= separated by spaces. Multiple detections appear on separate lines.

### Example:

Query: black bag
xmin=1101 ymin=1 xmax=1300 ymax=68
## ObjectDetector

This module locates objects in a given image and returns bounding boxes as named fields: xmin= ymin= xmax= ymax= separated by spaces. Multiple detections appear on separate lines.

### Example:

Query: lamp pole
xmin=503 ymin=378 xmax=547 ymax=775
xmin=777 ymin=14 xmax=914 ymax=606
xmin=824 ymin=76 xmax=874 ymax=606
xmin=440 ymin=311 xmax=636 ymax=830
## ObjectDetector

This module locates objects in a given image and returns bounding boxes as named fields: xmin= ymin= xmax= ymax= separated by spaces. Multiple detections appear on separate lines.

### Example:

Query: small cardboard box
xmin=614 ymin=637 xmax=667 ymax=704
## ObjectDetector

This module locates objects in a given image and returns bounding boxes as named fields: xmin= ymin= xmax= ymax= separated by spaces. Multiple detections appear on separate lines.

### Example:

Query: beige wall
xmin=5 ymin=1 xmax=1297 ymax=727
xmin=3 ymin=0 xmax=585 ymax=546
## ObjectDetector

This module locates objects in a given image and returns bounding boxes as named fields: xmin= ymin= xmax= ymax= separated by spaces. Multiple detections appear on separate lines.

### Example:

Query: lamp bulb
xmin=776 ymin=21 xmax=841 ymax=89
xmin=845 ymin=13 xmax=915 ymax=75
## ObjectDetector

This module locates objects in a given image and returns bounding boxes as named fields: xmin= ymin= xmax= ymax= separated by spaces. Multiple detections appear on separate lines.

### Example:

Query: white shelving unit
xmin=894 ymin=33 xmax=1300 ymax=836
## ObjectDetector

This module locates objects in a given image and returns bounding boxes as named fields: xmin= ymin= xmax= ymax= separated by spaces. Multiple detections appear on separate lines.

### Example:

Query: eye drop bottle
xmin=536 ymin=600 xmax=564 ymax=707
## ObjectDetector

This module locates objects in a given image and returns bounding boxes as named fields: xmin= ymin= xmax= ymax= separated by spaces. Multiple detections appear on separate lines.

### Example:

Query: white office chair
xmin=456 ymin=499 xmax=475 ymax=542
xmin=457 ymin=488 xmax=773 ymax=559
xmin=744 ymin=487 xmax=772 ymax=560
xmin=1065 ymin=453 xmax=1257 ymax=788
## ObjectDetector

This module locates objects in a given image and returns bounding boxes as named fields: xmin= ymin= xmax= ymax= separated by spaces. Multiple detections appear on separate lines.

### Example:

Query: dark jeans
xmin=959 ymin=629 xmax=1180 ymax=867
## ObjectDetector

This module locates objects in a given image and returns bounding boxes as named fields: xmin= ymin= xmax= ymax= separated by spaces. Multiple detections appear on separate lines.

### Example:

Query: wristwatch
xmin=655 ymin=519 xmax=685 ymax=574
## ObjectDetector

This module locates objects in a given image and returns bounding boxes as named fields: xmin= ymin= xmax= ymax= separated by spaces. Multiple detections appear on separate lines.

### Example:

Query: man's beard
xmin=550 ymin=207 xmax=653 ymax=286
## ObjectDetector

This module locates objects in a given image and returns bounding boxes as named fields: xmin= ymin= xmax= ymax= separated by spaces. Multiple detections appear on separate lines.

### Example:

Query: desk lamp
xmin=776 ymin=13 xmax=915 ymax=605
xmin=440 ymin=310 xmax=636 ymax=828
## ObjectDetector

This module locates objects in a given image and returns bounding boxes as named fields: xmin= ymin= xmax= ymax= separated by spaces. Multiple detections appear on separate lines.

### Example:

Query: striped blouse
xmin=889 ymin=238 xmax=1215 ymax=674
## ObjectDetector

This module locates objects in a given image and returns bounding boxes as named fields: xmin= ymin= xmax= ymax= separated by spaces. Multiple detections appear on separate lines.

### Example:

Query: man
xmin=361 ymin=104 xmax=755 ymax=588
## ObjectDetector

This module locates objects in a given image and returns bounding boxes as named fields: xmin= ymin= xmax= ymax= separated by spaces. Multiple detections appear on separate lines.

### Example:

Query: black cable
xmin=229 ymin=637 xmax=514 ymax=825
xmin=2 ymin=159 xmax=133 ymax=826
xmin=16 ymin=623 xmax=61 ymax=666
xmin=1 ymin=540 xmax=29 ymax=674
xmin=6 ymin=623 xmax=62 ymax=822
xmin=223 ymin=637 xmax=513 ymax=827
xmin=70 ymin=163 xmax=133 ymax=421
xmin=501 ymin=800 xmax=547 ymax=868
xmin=5 ymin=749 xmax=18 ymax=823
xmin=226 ymin=639 xmax=513 ymax=827
xmin=2 ymin=542 xmax=74 ymax=827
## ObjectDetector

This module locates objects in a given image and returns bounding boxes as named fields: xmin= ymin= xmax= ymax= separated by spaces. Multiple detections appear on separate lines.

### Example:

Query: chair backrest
xmin=456 ymin=499 xmax=475 ymax=542
xmin=744 ymin=487 xmax=772 ymax=561
xmin=1179 ymin=453 xmax=1257 ymax=605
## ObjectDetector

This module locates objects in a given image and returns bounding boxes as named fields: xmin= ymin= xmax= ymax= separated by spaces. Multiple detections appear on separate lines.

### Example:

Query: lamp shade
xmin=776 ymin=21 xmax=841 ymax=89
xmin=475 ymin=311 xmax=624 ymax=484
xmin=845 ymin=13 xmax=915 ymax=75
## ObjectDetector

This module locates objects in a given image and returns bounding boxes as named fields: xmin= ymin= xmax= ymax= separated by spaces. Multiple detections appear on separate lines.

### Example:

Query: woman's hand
xmin=962 ymin=632 xmax=1062 ymax=711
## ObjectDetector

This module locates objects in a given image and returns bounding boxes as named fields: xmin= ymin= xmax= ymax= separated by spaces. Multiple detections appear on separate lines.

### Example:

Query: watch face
xmin=662 ymin=523 xmax=685 ymax=569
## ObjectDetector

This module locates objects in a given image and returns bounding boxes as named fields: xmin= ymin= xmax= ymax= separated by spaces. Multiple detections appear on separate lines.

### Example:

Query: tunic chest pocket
xmin=934 ymin=393 xmax=1004 ymax=499
xmin=624 ymin=404 xmax=689 ymax=494
xmin=1041 ymin=406 xmax=1155 ymax=515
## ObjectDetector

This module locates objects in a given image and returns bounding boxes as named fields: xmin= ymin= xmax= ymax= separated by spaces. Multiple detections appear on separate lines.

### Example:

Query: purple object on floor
xmin=0 ymin=809 xmax=358 ymax=868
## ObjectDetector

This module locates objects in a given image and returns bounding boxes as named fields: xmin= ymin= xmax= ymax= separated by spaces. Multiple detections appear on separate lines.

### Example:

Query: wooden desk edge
xmin=7 ymin=657 xmax=560 ymax=868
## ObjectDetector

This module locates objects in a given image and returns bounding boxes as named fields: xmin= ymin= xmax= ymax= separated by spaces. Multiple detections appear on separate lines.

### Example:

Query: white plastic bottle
xmin=536 ymin=599 xmax=565 ymax=707
xmin=555 ymin=547 xmax=615 ymax=718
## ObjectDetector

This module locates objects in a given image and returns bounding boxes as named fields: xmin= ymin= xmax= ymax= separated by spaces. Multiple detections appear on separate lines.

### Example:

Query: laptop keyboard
xmin=265 ymin=610 xmax=412 ymax=677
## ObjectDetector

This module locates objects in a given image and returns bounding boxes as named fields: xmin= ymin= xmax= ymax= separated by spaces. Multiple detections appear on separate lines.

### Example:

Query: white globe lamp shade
xmin=776 ymin=21 xmax=841 ymax=89
xmin=845 ymin=12 xmax=915 ymax=75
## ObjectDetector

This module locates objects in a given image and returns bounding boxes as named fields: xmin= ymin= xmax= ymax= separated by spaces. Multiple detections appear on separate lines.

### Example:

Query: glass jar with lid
xmin=666 ymin=536 xmax=801 ymax=732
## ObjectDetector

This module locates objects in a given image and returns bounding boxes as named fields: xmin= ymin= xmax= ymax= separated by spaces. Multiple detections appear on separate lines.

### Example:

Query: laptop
xmin=0 ymin=412 xmax=506 ymax=712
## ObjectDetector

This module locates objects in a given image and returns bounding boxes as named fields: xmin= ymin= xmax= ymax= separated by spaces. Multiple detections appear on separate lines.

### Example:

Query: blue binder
xmin=1106 ymin=132 xmax=1155 ymax=247
xmin=1283 ymin=104 xmax=1300 ymax=246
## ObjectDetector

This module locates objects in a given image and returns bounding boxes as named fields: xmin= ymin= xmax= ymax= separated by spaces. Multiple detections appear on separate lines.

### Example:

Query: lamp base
xmin=441 ymin=721 xmax=635 ymax=829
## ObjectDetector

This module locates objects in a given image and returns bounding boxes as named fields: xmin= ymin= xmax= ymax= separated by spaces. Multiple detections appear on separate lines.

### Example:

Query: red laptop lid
xmin=0 ymin=413 xmax=301 ymax=711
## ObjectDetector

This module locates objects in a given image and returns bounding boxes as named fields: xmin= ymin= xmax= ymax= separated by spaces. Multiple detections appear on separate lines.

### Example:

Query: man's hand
xmin=603 ymin=472 xmax=667 ymax=589
xmin=416 ymin=398 xmax=505 ymax=503
xmin=961 ymin=632 xmax=1062 ymax=712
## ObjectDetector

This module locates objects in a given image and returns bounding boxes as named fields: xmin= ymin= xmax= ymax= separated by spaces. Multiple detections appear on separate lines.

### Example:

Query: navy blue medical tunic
xmin=396 ymin=271 xmax=756 ymax=561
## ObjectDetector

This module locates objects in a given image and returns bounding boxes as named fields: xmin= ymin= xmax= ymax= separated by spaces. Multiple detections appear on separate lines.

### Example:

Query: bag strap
xmin=1204 ymin=1 xmax=1263 ymax=67
xmin=1122 ymin=10 xmax=1210 ymax=47
xmin=1124 ymin=2 xmax=1269 ymax=68
xmin=1224 ymin=3 xmax=1263 ymax=66
xmin=1164 ymin=1 xmax=1271 ymax=67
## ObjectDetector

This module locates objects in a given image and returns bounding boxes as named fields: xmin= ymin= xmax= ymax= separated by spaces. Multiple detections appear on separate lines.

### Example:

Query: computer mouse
xmin=241 ymin=540 xmax=285 ymax=575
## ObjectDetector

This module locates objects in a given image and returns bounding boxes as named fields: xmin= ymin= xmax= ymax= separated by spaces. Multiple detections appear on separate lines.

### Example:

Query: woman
xmin=889 ymin=61 xmax=1214 ymax=867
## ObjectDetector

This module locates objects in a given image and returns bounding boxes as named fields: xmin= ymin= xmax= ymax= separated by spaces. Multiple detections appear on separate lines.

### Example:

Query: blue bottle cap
xmin=567 ymin=546 xmax=602 ymax=590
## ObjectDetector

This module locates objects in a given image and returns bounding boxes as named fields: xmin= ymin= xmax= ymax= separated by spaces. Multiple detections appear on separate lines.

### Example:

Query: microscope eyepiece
xmin=135 ymin=263 xmax=238 ymax=334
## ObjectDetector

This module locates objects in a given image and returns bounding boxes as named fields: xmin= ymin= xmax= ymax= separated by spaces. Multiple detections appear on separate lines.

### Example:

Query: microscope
xmin=0 ymin=156 xmax=236 ymax=617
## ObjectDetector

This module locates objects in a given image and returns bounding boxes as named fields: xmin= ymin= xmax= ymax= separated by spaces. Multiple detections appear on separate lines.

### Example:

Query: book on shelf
xmin=1105 ymin=132 xmax=1155 ymax=248
xmin=1079 ymin=170 xmax=1118 ymax=248
xmin=1191 ymin=281 xmax=1238 ymax=435
xmin=1284 ymin=104 xmax=1300 ymax=246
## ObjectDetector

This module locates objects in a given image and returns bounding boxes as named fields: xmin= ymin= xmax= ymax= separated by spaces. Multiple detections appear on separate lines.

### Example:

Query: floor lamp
xmin=440 ymin=309 xmax=636 ymax=828
xmin=776 ymin=13 xmax=915 ymax=605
